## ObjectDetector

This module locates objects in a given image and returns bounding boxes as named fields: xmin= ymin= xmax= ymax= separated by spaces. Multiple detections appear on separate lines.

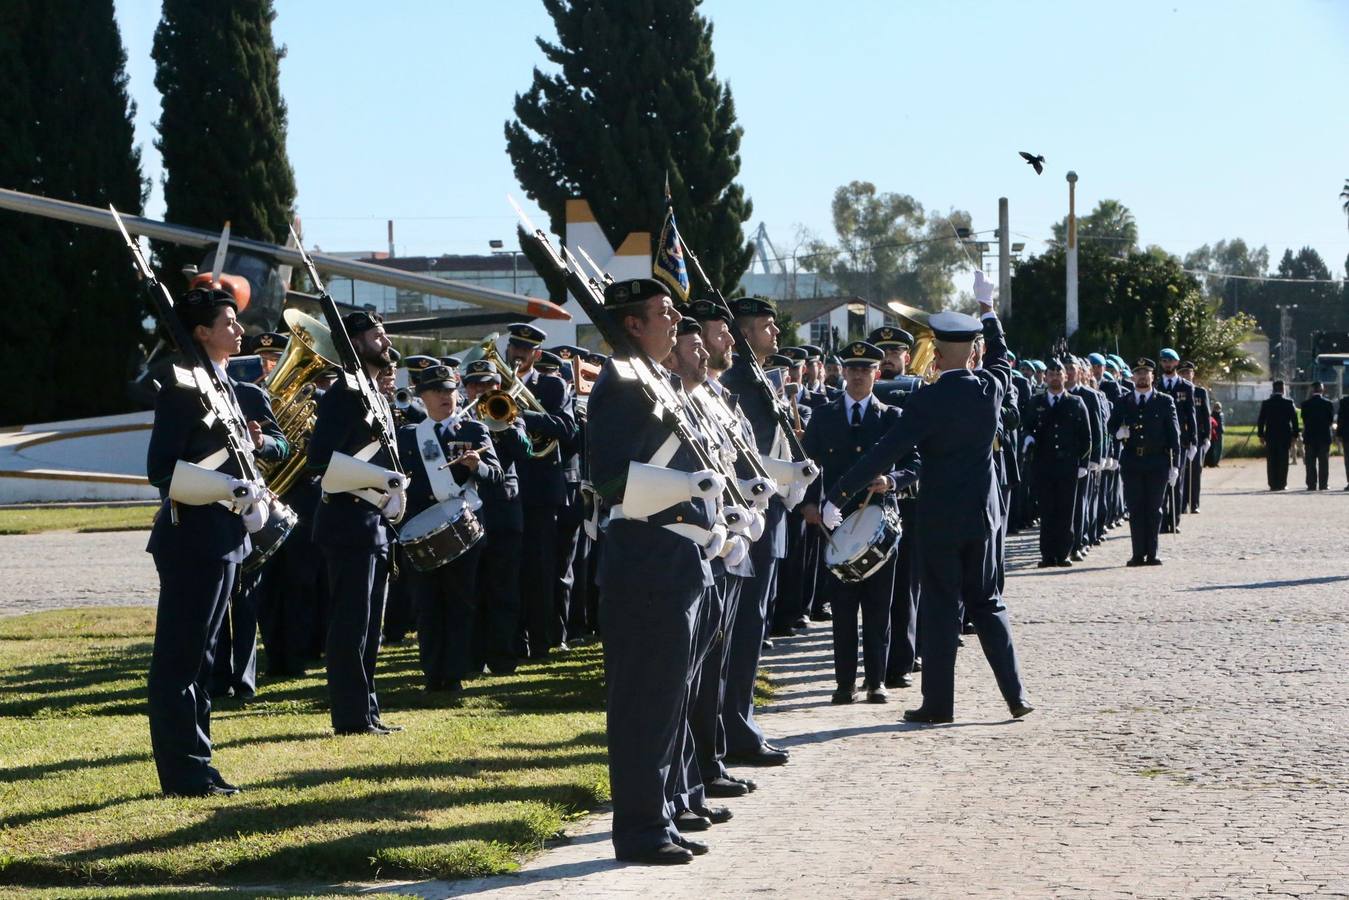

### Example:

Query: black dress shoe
xmin=912 ymin=658 xmax=923 ymax=672
xmin=673 ymin=834 xmax=710 ymax=856
xmin=791 ymin=617 xmax=810 ymax=630
xmin=728 ymin=774 xmax=757 ymax=792
xmin=831 ymin=687 xmax=856 ymax=705
xmin=1037 ymin=560 xmax=1055 ymax=568
xmin=372 ymin=719 xmax=404 ymax=732
xmin=885 ymin=673 xmax=914 ymax=689
xmin=1009 ymin=703 xmax=1035 ymax=719
xmin=768 ymin=626 xmax=795 ymax=638
xmin=903 ymin=707 xmax=954 ymax=724
xmin=335 ymin=724 xmax=392 ymax=736
xmin=1126 ymin=557 xmax=1145 ymax=567
xmin=1070 ymin=550 xmax=1085 ymax=562
xmin=617 ymin=842 xmax=694 ymax=865
xmin=168 ymin=782 xmax=240 ymax=798
xmin=674 ymin=810 xmax=711 ymax=832
xmin=207 ymin=770 xmax=241 ymax=793
xmin=761 ymin=639 xmax=774 ymax=651
xmin=1145 ymin=557 xmax=1164 ymax=566
xmin=705 ymin=777 xmax=749 ymax=798
xmin=866 ymin=686 xmax=888 ymax=704
xmin=809 ymin=610 xmax=834 ymax=622
xmin=961 ymin=622 xmax=977 ymax=635
xmin=1056 ymin=559 xmax=1073 ymax=568
xmin=725 ymin=745 xmax=789 ymax=767
xmin=692 ymin=804 xmax=732 ymax=824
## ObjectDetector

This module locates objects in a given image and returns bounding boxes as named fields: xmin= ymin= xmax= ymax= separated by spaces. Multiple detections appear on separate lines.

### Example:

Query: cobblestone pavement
xmin=0 ymin=530 xmax=155 ymax=617
xmin=372 ymin=460 xmax=1349 ymax=899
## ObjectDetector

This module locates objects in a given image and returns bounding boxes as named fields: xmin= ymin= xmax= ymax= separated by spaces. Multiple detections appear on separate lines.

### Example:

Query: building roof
xmin=777 ymin=295 xmax=892 ymax=322
xmin=359 ymin=254 xmax=523 ymax=274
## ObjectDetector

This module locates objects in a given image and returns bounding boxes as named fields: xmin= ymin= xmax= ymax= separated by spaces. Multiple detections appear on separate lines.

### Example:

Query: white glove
xmin=1022 ymin=435 xmax=1035 ymax=452
xmin=1167 ymin=467 xmax=1180 ymax=486
xmin=746 ymin=508 xmax=766 ymax=542
xmin=1088 ymin=461 xmax=1101 ymax=474
xmin=740 ymin=476 xmax=778 ymax=510
xmin=227 ymin=478 xmax=266 ymax=511
xmin=703 ymin=523 xmax=728 ymax=561
xmin=720 ymin=534 xmax=749 ymax=567
xmin=1108 ymin=458 xmax=1119 ymax=471
xmin=1186 ymin=445 xmax=1198 ymax=461
xmin=784 ymin=482 xmax=808 ymax=511
xmin=1115 ymin=425 xmax=1130 ymax=440
xmin=241 ymin=499 xmax=268 ymax=534
xmin=688 ymin=469 xmax=727 ymax=501
xmin=723 ymin=505 xmax=753 ymax=536
xmin=1077 ymin=467 xmax=1088 ymax=479
xmin=384 ymin=470 xmax=409 ymax=492
xmin=973 ymin=269 xmax=996 ymax=307
xmin=822 ymin=501 xmax=843 ymax=530
xmin=381 ymin=489 xmax=405 ymax=522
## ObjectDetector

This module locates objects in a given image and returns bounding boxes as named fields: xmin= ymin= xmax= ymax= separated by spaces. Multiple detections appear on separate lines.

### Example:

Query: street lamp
xmin=1066 ymin=171 xmax=1079 ymax=338
xmin=490 ymin=239 xmax=520 ymax=293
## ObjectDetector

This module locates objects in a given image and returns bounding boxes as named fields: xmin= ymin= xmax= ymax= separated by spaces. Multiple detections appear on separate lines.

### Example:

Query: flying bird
xmin=1019 ymin=151 xmax=1045 ymax=175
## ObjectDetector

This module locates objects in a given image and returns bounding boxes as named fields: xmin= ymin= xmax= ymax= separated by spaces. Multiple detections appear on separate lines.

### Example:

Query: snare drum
xmin=824 ymin=504 xmax=901 ymax=584
xmin=398 ymin=497 xmax=485 ymax=573
xmin=242 ymin=492 xmax=298 ymax=573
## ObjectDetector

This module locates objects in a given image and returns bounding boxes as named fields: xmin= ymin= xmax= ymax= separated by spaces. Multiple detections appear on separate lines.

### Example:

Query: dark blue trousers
xmin=1035 ymin=466 xmax=1079 ymax=563
xmin=474 ymin=530 xmax=522 ymax=672
xmin=885 ymin=516 xmax=919 ymax=681
xmin=602 ymin=584 xmax=700 ymax=857
xmin=412 ymin=544 xmax=481 ymax=689
xmin=670 ymin=585 xmax=718 ymax=815
xmin=723 ymin=540 xmax=778 ymax=755
xmin=916 ymin=529 xmax=1026 ymax=717
xmin=210 ymin=564 xmax=264 ymax=698
xmin=323 ymin=546 xmax=389 ymax=731
xmin=694 ymin=575 xmax=742 ymax=785
xmin=148 ymin=554 xmax=236 ymax=794
xmin=1122 ymin=466 xmax=1168 ymax=561
xmin=827 ymin=555 xmax=895 ymax=690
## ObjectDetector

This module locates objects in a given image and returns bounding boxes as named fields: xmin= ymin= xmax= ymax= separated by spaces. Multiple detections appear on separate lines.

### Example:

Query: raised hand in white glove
xmin=973 ymin=269 xmax=996 ymax=308
xmin=1167 ymin=467 xmax=1180 ymax=486
xmin=1077 ymin=467 xmax=1088 ymax=479
xmin=720 ymin=534 xmax=749 ymax=568
xmin=382 ymin=470 xmax=408 ymax=493
xmin=241 ymin=499 xmax=269 ymax=533
xmin=740 ymin=476 xmax=778 ymax=510
xmin=381 ymin=489 xmax=404 ymax=522
xmin=723 ymin=505 xmax=753 ymax=536
xmin=822 ymin=501 xmax=843 ymax=530
xmin=688 ymin=469 xmax=727 ymax=501
xmin=1022 ymin=435 xmax=1035 ymax=452
xmin=1115 ymin=425 xmax=1130 ymax=440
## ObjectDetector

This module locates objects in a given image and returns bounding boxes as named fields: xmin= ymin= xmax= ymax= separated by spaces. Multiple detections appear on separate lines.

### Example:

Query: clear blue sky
xmin=114 ymin=0 xmax=1349 ymax=279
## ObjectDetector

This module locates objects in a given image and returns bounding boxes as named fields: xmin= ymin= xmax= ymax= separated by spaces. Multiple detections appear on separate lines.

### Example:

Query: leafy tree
xmin=0 ymin=0 xmax=146 ymax=425
xmin=1243 ymin=247 xmax=1345 ymax=378
xmin=800 ymin=181 xmax=971 ymax=311
xmin=153 ymin=0 xmax=296 ymax=287
xmin=1183 ymin=238 xmax=1269 ymax=313
xmin=506 ymin=0 xmax=753 ymax=302
xmin=1009 ymin=244 xmax=1257 ymax=378
xmin=1341 ymin=178 xmax=1348 ymax=228
xmin=1050 ymin=198 xmax=1138 ymax=255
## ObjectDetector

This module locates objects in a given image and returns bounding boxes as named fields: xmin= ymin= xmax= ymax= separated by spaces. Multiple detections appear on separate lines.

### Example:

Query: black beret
xmin=676 ymin=318 xmax=703 ymax=337
xmin=602 ymin=278 xmax=670 ymax=308
xmin=343 ymin=310 xmax=383 ymax=335
xmin=729 ymin=295 xmax=776 ymax=317
xmin=684 ymin=294 xmax=732 ymax=324
xmin=841 ymin=341 xmax=883 ymax=367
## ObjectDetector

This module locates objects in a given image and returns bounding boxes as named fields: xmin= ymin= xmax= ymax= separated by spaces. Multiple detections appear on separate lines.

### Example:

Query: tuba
xmin=260 ymin=308 xmax=342 ymax=496
xmin=460 ymin=333 xmax=559 ymax=459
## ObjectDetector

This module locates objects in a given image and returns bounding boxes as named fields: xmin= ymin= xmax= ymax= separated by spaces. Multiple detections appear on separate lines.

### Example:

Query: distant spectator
xmin=1299 ymin=382 xmax=1334 ymax=491
xmin=1256 ymin=381 xmax=1299 ymax=491
xmin=1205 ymin=400 xmax=1224 ymax=467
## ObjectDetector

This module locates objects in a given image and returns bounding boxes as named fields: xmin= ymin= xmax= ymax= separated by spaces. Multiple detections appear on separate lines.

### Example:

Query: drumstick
xmin=816 ymin=521 xmax=839 ymax=554
xmin=846 ymin=486 xmax=881 ymax=535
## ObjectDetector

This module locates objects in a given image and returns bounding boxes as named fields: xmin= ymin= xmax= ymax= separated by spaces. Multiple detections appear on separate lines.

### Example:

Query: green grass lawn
xmin=0 ymin=607 xmax=610 ymax=891
xmin=0 ymin=505 xmax=157 ymax=535
xmin=1219 ymin=424 xmax=1343 ymax=460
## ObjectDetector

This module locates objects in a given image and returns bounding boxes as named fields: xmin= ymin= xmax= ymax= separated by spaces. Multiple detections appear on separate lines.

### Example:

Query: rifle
xmin=509 ymin=197 xmax=758 ymax=531
xmin=110 ymin=205 xmax=268 ymax=508
xmin=681 ymin=243 xmax=812 ymax=465
xmin=287 ymin=226 xmax=404 ymax=481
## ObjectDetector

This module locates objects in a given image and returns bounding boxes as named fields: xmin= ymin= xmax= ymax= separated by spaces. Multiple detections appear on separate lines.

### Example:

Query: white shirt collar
xmin=1138 ymin=389 xmax=1153 ymax=402
xmin=845 ymin=394 xmax=871 ymax=419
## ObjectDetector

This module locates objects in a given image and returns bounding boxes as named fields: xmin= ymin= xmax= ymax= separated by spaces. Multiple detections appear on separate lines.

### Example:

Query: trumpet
xmin=459 ymin=333 xmax=559 ymax=459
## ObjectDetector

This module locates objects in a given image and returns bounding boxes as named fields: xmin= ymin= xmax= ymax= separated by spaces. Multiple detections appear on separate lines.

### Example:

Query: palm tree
xmin=1341 ymin=178 xmax=1349 ymax=230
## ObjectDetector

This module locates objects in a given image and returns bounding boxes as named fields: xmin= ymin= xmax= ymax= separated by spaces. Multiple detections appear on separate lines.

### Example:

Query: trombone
xmin=459 ymin=333 xmax=559 ymax=459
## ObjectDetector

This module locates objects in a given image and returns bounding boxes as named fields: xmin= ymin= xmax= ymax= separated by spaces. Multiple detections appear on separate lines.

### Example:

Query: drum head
xmin=400 ymin=502 xmax=453 ymax=541
xmin=824 ymin=505 xmax=884 ymax=566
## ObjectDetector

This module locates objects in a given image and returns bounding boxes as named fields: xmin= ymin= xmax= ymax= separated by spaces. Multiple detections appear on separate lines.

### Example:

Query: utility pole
xmin=1277 ymin=303 xmax=1298 ymax=384
xmin=1066 ymin=172 xmax=1079 ymax=338
xmin=998 ymin=197 xmax=1011 ymax=318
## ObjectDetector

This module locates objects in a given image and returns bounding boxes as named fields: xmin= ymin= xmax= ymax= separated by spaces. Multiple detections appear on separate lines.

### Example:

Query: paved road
xmin=0 ymin=530 xmax=156 ymax=618
xmin=373 ymin=459 xmax=1349 ymax=898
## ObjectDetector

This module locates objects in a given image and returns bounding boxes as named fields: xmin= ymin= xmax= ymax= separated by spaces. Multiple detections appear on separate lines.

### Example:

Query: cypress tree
xmin=506 ymin=0 xmax=753 ymax=300
xmin=153 ymin=0 xmax=296 ymax=284
xmin=0 ymin=0 xmax=146 ymax=425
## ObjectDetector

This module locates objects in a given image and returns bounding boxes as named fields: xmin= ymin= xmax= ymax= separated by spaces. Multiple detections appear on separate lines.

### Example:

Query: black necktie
xmin=851 ymin=403 xmax=862 ymax=427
